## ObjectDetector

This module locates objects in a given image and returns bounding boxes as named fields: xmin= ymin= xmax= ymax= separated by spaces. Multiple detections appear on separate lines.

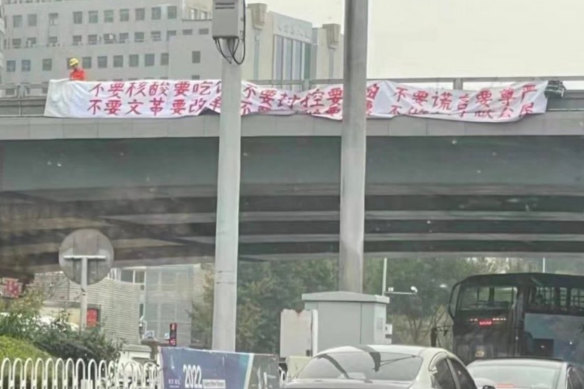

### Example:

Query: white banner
xmin=44 ymin=79 xmax=549 ymax=122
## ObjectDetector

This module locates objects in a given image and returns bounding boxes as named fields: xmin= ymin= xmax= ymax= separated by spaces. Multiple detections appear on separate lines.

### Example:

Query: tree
xmin=364 ymin=257 xmax=494 ymax=346
xmin=0 ymin=286 xmax=122 ymax=361
xmin=192 ymin=256 xmax=529 ymax=353
xmin=191 ymin=259 xmax=337 ymax=353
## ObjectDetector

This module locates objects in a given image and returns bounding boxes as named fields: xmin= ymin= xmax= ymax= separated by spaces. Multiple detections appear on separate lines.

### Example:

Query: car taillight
xmin=478 ymin=319 xmax=493 ymax=327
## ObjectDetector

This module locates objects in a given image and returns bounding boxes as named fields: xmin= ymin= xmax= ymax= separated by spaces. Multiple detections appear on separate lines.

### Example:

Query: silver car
xmin=285 ymin=345 xmax=481 ymax=389
xmin=468 ymin=358 xmax=584 ymax=389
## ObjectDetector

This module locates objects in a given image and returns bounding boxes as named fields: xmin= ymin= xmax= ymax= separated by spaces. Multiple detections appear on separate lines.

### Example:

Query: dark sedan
xmin=285 ymin=345 xmax=479 ymax=389
xmin=468 ymin=358 xmax=584 ymax=389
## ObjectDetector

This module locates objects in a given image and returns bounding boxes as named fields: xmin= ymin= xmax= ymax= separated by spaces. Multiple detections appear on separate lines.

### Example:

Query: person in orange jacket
xmin=68 ymin=58 xmax=86 ymax=81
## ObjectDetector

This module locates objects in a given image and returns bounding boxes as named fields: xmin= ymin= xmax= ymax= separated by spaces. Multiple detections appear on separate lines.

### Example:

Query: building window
xmin=113 ymin=55 xmax=123 ymax=68
xmin=88 ymin=10 xmax=98 ymax=24
xmin=12 ymin=15 xmax=22 ymax=28
xmin=6 ymin=60 xmax=15 ymax=72
xmin=167 ymin=30 xmax=176 ymax=41
xmin=152 ymin=7 xmax=161 ymax=20
xmin=88 ymin=34 xmax=98 ymax=45
xmin=97 ymin=56 xmax=107 ymax=68
xmin=120 ymin=9 xmax=129 ymax=22
xmin=161 ymin=52 xmax=169 ymax=65
xmin=82 ymin=56 xmax=92 ymax=69
xmin=73 ymin=11 xmax=82 ymax=24
xmin=48 ymin=36 xmax=58 ymax=46
xmin=22 ymin=59 xmax=31 ymax=72
xmin=48 ymin=12 xmax=58 ymax=25
xmin=191 ymin=75 xmax=200 ymax=80
xmin=135 ymin=271 xmax=145 ymax=284
xmin=135 ymin=8 xmax=145 ymax=21
xmin=104 ymin=10 xmax=114 ymax=23
xmin=129 ymin=54 xmax=139 ymax=67
xmin=145 ymin=53 xmax=155 ymax=67
xmin=121 ymin=270 xmax=133 ymax=282
xmin=192 ymin=50 xmax=201 ymax=63
xmin=199 ymin=28 xmax=209 ymax=35
xmin=104 ymin=33 xmax=115 ymax=44
xmin=167 ymin=5 xmax=177 ymax=19
xmin=119 ymin=33 xmax=129 ymax=43
xmin=27 ymin=14 xmax=37 ymax=26
xmin=273 ymin=36 xmax=283 ymax=80
xmin=12 ymin=38 xmax=21 ymax=49
xmin=134 ymin=32 xmax=144 ymax=43
xmin=73 ymin=35 xmax=82 ymax=45
xmin=182 ymin=29 xmax=193 ymax=35
xmin=151 ymin=31 xmax=161 ymax=42
xmin=42 ymin=58 xmax=52 ymax=71
xmin=26 ymin=37 xmax=36 ymax=47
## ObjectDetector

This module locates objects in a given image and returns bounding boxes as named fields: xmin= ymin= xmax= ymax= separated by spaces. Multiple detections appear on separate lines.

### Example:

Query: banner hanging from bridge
xmin=44 ymin=79 xmax=548 ymax=122
xmin=160 ymin=348 xmax=280 ymax=389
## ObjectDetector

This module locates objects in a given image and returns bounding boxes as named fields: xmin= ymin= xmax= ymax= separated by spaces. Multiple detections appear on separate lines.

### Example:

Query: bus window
xmin=528 ymin=286 xmax=570 ymax=313
xmin=570 ymin=289 xmax=584 ymax=314
xmin=458 ymin=286 xmax=517 ymax=311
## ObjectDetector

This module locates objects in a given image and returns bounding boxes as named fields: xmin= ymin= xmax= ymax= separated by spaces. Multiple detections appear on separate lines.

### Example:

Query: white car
xmin=285 ymin=345 xmax=486 ymax=389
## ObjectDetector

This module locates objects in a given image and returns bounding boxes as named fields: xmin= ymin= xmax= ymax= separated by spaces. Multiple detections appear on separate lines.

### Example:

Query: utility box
xmin=280 ymin=309 xmax=317 ymax=359
xmin=212 ymin=0 xmax=244 ymax=39
xmin=302 ymin=292 xmax=389 ymax=352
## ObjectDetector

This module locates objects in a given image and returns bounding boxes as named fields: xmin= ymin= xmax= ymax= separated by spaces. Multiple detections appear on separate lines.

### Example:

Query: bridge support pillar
xmin=339 ymin=0 xmax=369 ymax=292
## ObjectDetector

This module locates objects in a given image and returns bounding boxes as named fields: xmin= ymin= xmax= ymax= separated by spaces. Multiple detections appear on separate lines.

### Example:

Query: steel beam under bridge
xmin=2 ymin=135 xmax=584 ymax=274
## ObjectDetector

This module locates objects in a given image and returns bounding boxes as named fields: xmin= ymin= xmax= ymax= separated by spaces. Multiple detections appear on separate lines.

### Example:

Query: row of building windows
xmin=73 ymin=6 xmax=178 ymax=25
xmin=6 ymin=28 xmax=209 ymax=49
xmin=10 ymin=6 xmax=180 ymax=28
xmin=6 ymin=51 xmax=201 ymax=72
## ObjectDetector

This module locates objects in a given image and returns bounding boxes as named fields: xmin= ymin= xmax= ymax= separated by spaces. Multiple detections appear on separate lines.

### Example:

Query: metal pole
xmin=339 ymin=0 xmax=369 ymax=292
xmin=80 ymin=256 xmax=88 ymax=331
xmin=381 ymin=258 xmax=387 ymax=296
xmin=542 ymin=257 xmax=546 ymax=273
xmin=212 ymin=56 xmax=242 ymax=351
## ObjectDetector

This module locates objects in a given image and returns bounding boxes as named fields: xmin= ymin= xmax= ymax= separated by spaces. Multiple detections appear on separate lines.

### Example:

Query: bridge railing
xmin=0 ymin=77 xmax=582 ymax=117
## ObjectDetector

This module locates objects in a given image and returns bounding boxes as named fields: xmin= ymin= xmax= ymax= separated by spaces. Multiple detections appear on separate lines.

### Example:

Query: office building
xmin=2 ymin=1 xmax=343 ymax=95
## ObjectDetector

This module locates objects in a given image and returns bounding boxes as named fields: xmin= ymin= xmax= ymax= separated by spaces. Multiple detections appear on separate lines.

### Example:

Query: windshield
xmin=297 ymin=351 xmax=423 ymax=382
xmin=468 ymin=365 xmax=560 ymax=389
xmin=458 ymin=286 xmax=517 ymax=312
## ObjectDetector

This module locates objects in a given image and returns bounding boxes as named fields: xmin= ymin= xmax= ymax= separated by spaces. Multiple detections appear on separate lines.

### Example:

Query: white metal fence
xmin=0 ymin=358 xmax=160 ymax=389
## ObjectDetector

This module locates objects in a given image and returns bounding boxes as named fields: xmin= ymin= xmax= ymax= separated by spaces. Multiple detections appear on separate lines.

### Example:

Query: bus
xmin=446 ymin=273 xmax=584 ymax=364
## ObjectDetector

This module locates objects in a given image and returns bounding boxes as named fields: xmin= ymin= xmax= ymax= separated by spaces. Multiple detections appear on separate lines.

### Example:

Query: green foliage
xmin=192 ymin=256 xmax=520 ymax=353
xmin=0 ymin=335 xmax=52 ymax=361
xmin=33 ymin=312 xmax=122 ymax=362
xmin=365 ymin=257 xmax=493 ymax=345
xmin=191 ymin=259 xmax=337 ymax=353
xmin=0 ymin=288 xmax=122 ymax=362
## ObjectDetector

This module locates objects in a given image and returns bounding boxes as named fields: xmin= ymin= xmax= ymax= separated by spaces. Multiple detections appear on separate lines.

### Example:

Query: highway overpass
xmin=1 ymin=78 xmax=584 ymax=276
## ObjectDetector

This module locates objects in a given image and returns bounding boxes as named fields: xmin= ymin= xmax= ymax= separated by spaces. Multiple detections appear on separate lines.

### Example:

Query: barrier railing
xmin=0 ymin=358 xmax=160 ymax=389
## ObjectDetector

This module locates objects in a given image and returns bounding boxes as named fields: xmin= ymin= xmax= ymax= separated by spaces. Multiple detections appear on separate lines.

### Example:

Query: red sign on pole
xmin=87 ymin=308 xmax=100 ymax=328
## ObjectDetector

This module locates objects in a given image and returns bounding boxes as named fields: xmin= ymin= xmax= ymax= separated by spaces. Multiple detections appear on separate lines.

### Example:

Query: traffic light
xmin=169 ymin=322 xmax=177 ymax=346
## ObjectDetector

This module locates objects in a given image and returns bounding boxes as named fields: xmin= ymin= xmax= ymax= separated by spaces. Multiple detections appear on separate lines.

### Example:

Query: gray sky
xmin=251 ymin=0 xmax=584 ymax=78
